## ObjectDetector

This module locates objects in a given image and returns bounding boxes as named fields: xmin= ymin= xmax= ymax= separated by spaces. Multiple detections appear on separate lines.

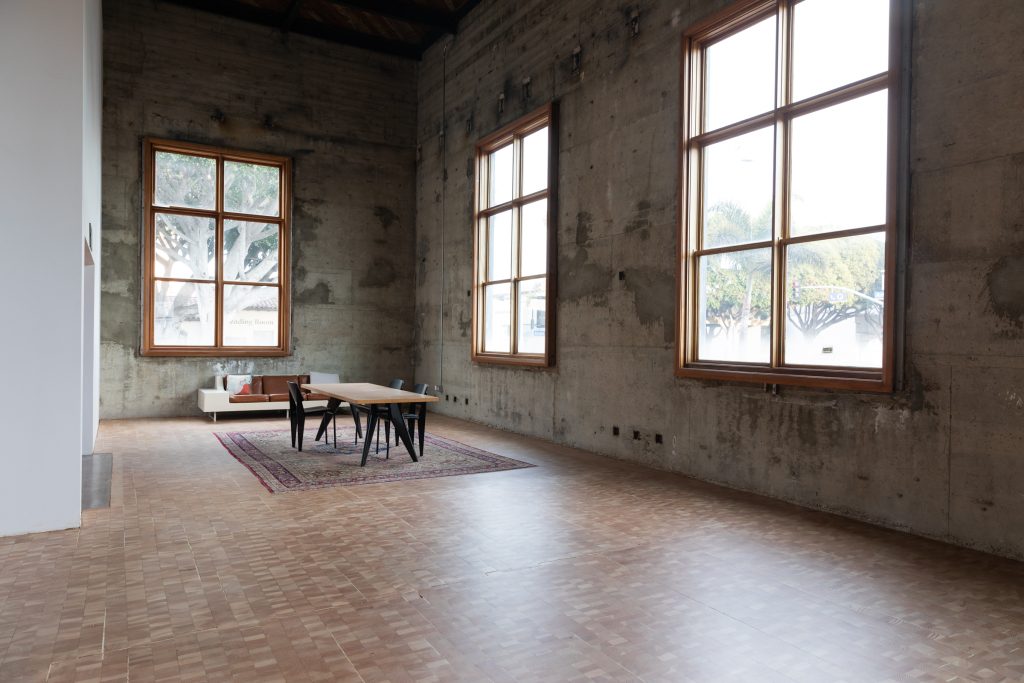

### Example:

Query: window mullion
xmin=215 ymin=155 xmax=224 ymax=349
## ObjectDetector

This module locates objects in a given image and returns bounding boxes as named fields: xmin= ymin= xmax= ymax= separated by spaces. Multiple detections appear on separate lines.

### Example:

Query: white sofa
xmin=198 ymin=374 xmax=330 ymax=421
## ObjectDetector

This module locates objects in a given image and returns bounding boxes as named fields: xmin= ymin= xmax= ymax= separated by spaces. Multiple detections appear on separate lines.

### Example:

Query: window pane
xmin=224 ymin=161 xmax=281 ymax=217
xmin=702 ymin=127 xmax=774 ymax=249
xmin=517 ymin=278 xmax=546 ymax=354
xmin=488 ymin=144 xmax=514 ymax=207
xmin=704 ymin=15 xmax=776 ymax=131
xmin=223 ymin=285 xmax=280 ymax=347
xmin=154 ymin=152 xmax=216 ymax=210
xmin=520 ymin=199 xmax=547 ymax=277
xmin=153 ymin=280 xmax=215 ymax=346
xmin=224 ymin=221 xmax=279 ymax=283
xmin=785 ymin=233 xmax=885 ymax=368
xmin=487 ymin=211 xmax=513 ymax=281
xmin=483 ymin=283 xmax=511 ymax=353
xmin=792 ymin=0 xmax=890 ymax=102
xmin=153 ymin=213 xmax=216 ymax=279
xmin=697 ymin=248 xmax=771 ymax=363
xmin=521 ymin=126 xmax=549 ymax=196
xmin=789 ymin=90 xmax=888 ymax=236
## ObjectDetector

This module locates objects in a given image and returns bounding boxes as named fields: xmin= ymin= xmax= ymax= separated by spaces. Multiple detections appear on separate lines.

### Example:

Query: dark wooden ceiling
xmin=161 ymin=0 xmax=483 ymax=59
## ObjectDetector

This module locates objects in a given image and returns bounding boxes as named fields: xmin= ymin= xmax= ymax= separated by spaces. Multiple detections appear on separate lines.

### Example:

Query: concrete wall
xmin=414 ymin=0 xmax=1024 ymax=558
xmin=100 ymin=0 xmax=418 ymax=418
xmin=0 ymin=0 xmax=102 ymax=535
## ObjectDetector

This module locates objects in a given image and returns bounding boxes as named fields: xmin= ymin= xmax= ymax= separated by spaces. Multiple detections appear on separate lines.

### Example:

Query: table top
xmin=302 ymin=382 xmax=440 ymax=405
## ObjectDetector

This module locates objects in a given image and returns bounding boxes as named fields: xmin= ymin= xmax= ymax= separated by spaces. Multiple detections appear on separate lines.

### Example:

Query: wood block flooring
xmin=1 ymin=414 xmax=1023 ymax=682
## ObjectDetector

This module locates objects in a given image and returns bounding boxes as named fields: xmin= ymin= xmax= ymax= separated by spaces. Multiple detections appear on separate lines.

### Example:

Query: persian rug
xmin=215 ymin=426 xmax=534 ymax=492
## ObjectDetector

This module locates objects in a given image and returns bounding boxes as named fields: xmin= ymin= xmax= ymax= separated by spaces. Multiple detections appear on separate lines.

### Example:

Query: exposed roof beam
xmin=323 ymin=0 xmax=457 ymax=33
xmin=419 ymin=0 xmax=484 ymax=53
xmin=160 ymin=0 xmax=422 ymax=59
xmin=282 ymin=0 xmax=305 ymax=31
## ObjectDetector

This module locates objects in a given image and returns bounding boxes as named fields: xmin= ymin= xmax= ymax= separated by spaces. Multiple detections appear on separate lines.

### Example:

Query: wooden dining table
xmin=301 ymin=382 xmax=439 ymax=466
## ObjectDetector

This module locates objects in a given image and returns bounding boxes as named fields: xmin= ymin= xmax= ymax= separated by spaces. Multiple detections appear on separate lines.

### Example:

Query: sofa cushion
xmin=228 ymin=394 xmax=270 ymax=404
xmin=268 ymin=393 xmax=290 ymax=402
xmin=260 ymin=375 xmax=299 ymax=396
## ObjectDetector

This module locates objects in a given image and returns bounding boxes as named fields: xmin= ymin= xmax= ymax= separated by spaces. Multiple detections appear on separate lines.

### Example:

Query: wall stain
xmin=621 ymin=268 xmax=675 ymax=343
xmin=359 ymin=257 xmax=398 ymax=288
xmin=559 ymin=247 xmax=609 ymax=304
xmin=374 ymin=206 xmax=399 ymax=229
xmin=295 ymin=281 xmax=331 ymax=305
xmin=986 ymin=255 xmax=1024 ymax=334
xmin=576 ymin=211 xmax=593 ymax=246
xmin=625 ymin=199 xmax=652 ymax=241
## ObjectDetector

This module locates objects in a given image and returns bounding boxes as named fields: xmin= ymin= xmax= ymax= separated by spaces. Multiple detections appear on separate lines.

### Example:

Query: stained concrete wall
xmin=414 ymin=0 xmax=1024 ymax=558
xmin=101 ymin=0 xmax=418 ymax=418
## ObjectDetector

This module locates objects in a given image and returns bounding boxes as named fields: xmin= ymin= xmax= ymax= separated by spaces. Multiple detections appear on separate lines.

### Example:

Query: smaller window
xmin=472 ymin=105 xmax=557 ymax=366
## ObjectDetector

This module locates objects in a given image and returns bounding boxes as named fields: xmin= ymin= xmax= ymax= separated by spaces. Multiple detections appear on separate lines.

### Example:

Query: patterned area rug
xmin=215 ymin=426 xmax=534 ymax=492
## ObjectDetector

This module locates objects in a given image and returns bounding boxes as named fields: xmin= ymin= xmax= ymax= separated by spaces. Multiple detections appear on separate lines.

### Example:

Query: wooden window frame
xmin=677 ymin=0 xmax=903 ymax=391
xmin=141 ymin=138 xmax=292 ymax=357
xmin=472 ymin=104 xmax=558 ymax=367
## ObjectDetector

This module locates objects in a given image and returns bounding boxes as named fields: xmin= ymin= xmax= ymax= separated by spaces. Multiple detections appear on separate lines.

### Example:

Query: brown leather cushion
xmin=229 ymin=394 xmax=270 ymax=404
xmin=268 ymin=393 xmax=290 ymax=402
xmin=252 ymin=376 xmax=263 ymax=394
xmin=298 ymin=374 xmax=310 ymax=384
xmin=304 ymin=393 xmax=329 ymax=401
xmin=261 ymin=375 xmax=299 ymax=395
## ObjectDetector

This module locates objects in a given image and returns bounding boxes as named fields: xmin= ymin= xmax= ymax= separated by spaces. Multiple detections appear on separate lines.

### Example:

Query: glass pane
xmin=792 ymin=0 xmax=890 ymax=102
xmin=224 ymin=160 xmax=281 ymax=217
xmin=488 ymin=144 xmax=514 ymax=207
xmin=704 ymin=15 xmax=776 ymax=131
xmin=224 ymin=221 xmax=279 ymax=283
xmin=154 ymin=151 xmax=216 ymax=210
xmin=223 ymin=285 xmax=280 ymax=347
xmin=483 ymin=283 xmax=511 ymax=353
xmin=487 ymin=211 xmax=513 ymax=281
xmin=153 ymin=213 xmax=216 ymax=279
xmin=517 ymin=278 xmax=546 ymax=354
xmin=520 ymin=199 xmax=548 ymax=277
xmin=702 ymin=127 xmax=774 ymax=249
xmin=785 ymin=233 xmax=885 ymax=368
xmin=697 ymin=248 xmax=771 ymax=363
xmin=521 ymin=126 xmax=549 ymax=196
xmin=790 ymin=90 xmax=888 ymax=236
xmin=153 ymin=280 xmax=215 ymax=346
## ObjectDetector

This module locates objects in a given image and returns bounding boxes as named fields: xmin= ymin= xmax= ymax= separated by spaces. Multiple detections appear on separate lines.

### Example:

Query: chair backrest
xmin=413 ymin=383 xmax=428 ymax=395
xmin=388 ymin=378 xmax=405 ymax=390
xmin=286 ymin=381 xmax=305 ymax=417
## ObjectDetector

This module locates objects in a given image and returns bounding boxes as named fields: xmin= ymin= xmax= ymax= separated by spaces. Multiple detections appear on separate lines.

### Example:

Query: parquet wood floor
xmin=1 ymin=415 xmax=1023 ymax=682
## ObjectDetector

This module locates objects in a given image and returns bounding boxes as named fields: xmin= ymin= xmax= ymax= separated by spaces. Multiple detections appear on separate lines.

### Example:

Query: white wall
xmin=0 ymin=0 xmax=102 ymax=535
xmin=83 ymin=0 xmax=103 ymax=455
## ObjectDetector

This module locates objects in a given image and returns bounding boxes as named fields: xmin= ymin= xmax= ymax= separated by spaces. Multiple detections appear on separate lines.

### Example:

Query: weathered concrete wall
xmin=414 ymin=0 xmax=1024 ymax=558
xmin=101 ymin=0 xmax=418 ymax=417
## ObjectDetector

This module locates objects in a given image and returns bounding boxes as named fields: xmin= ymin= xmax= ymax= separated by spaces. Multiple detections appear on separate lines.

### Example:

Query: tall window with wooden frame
xmin=473 ymin=105 xmax=557 ymax=366
xmin=142 ymin=139 xmax=291 ymax=357
xmin=679 ymin=0 xmax=900 ymax=390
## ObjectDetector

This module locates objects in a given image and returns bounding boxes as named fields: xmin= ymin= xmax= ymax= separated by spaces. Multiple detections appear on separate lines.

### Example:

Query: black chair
xmin=351 ymin=379 xmax=404 ymax=457
xmin=393 ymin=383 xmax=429 ymax=457
xmin=288 ymin=381 xmax=334 ymax=451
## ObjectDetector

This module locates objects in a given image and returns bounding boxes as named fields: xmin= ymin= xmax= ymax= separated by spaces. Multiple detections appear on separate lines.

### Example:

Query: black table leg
xmin=351 ymin=405 xmax=363 ymax=442
xmin=417 ymin=402 xmax=426 ymax=457
xmin=388 ymin=402 xmax=418 ymax=462
xmin=316 ymin=398 xmax=341 ymax=442
xmin=359 ymin=408 xmax=378 ymax=466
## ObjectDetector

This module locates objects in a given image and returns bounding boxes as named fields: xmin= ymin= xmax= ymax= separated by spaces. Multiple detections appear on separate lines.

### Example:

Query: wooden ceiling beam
xmin=159 ymin=0 xmax=422 ymax=59
xmin=322 ymin=0 xmax=457 ymax=33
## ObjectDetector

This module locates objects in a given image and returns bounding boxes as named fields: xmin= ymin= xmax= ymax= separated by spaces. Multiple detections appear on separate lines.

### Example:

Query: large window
xmin=679 ymin=0 xmax=900 ymax=390
xmin=142 ymin=139 xmax=291 ymax=356
xmin=473 ymin=105 xmax=556 ymax=366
